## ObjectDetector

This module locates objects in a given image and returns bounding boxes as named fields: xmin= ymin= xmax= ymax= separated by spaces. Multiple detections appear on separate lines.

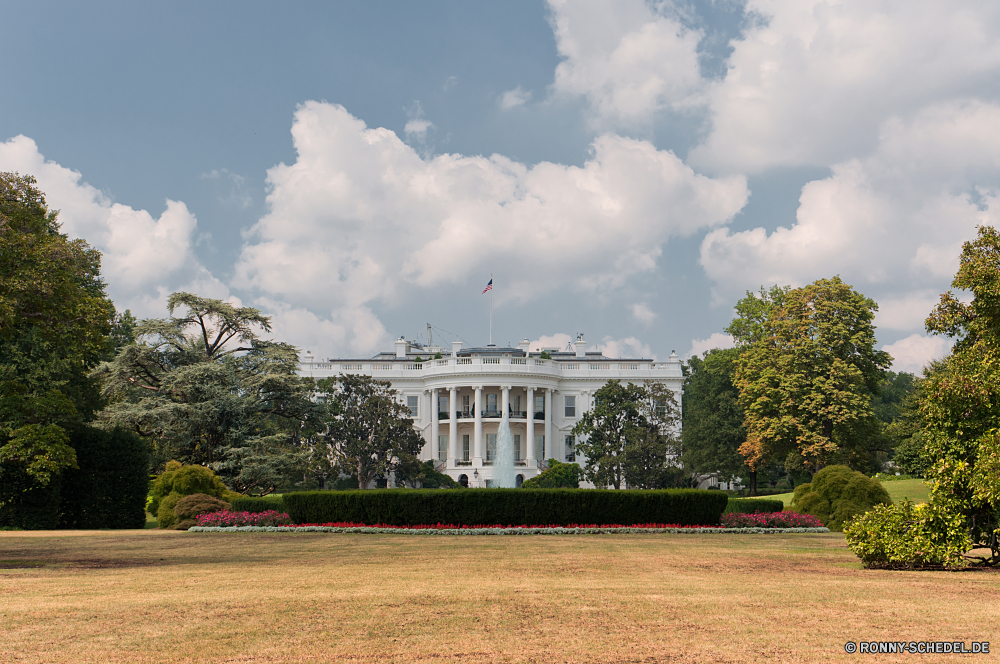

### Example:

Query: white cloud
xmin=597 ymin=335 xmax=654 ymax=360
xmin=686 ymin=333 xmax=735 ymax=360
xmin=690 ymin=0 xmax=1000 ymax=173
xmin=882 ymin=334 xmax=952 ymax=374
xmin=529 ymin=333 xmax=574 ymax=353
xmin=234 ymin=101 xmax=748 ymax=356
xmin=547 ymin=0 xmax=704 ymax=126
xmin=700 ymin=101 xmax=1000 ymax=327
xmin=630 ymin=303 xmax=656 ymax=324
xmin=404 ymin=100 xmax=434 ymax=142
xmin=0 ymin=135 xmax=227 ymax=318
xmin=498 ymin=86 xmax=532 ymax=110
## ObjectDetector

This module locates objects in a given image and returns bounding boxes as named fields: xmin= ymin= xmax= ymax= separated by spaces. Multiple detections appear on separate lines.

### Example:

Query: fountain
xmin=491 ymin=411 xmax=517 ymax=488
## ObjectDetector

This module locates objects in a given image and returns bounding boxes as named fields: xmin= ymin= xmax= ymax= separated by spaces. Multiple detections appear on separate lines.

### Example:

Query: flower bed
xmin=720 ymin=511 xmax=823 ymax=529
xmin=189 ymin=520 xmax=829 ymax=535
xmin=195 ymin=510 xmax=292 ymax=528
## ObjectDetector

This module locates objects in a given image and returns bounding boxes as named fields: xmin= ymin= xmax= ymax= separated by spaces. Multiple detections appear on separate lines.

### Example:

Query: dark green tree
xmin=319 ymin=374 xmax=424 ymax=489
xmin=681 ymin=348 xmax=752 ymax=491
xmin=94 ymin=293 xmax=318 ymax=494
xmin=521 ymin=459 xmax=582 ymax=488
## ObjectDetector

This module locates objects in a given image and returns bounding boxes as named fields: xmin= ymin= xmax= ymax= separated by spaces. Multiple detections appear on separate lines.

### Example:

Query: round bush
xmin=174 ymin=493 xmax=230 ymax=522
xmin=148 ymin=461 xmax=229 ymax=526
xmin=156 ymin=492 xmax=182 ymax=529
xmin=792 ymin=465 xmax=891 ymax=531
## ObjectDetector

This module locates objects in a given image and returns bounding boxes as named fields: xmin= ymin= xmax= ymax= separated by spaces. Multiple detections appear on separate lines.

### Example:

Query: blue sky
xmin=4 ymin=0 xmax=998 ymax=369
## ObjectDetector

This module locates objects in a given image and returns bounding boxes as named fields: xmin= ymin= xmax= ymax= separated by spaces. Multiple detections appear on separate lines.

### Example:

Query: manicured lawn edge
xmin=188 ymin=525 xmax=830 ymax=535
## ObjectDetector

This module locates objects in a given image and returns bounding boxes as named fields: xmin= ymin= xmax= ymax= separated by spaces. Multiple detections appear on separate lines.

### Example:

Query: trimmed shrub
xmin=844 ymin=499 xmax=971 ymax=569
xmin=724 ymin=498 xmax=784 ymax=514
xmin=792 ymin=465 xmax=891 ymax=531
xmin=174 ymin=493 xmax=230 ymax=522
xmin=59 ymin=425 xmax=149 ymax=529
xmin=282 ymin=488 xmax=728 ymax=527
xmin=148 ymin=462 xmax=229 ymax=528
xmin=521 ymin=460 xmax=582 ymax=488
xmin=156 ymin=492 xmax=183 ymax=529
xmin=230 ymin=495 xmax=285 ymax=514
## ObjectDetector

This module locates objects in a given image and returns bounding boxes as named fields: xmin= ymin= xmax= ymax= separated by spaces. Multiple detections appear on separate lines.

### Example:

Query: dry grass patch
xmin=1 ymin=530 xmax=997 ymax=663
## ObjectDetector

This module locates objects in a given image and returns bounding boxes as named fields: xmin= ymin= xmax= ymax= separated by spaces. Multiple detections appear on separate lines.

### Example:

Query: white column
xmin=430 ymin=388 xmax=439 ymax=463
xmin=544 ymin=388 xmax=553 ymax=461
xmin=501 ymin=385 xmax=510 ymax=418
xmin=448 ymin=387 xmax=458 ymax=466
xmin=526 ymin=386 xmax=535 ymax=466
xmin=473 ymin=385 xmax=483 ymax=466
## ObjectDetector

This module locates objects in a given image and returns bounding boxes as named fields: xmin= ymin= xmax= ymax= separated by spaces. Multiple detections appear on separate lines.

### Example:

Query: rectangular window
xmin=564 ymin=395 xmax=576 ymax=417
xmin=534 ymin=395 xmax=544 ymax=413
xmin=535 ymin=435 xmax=545 ymax=459
xmin=406 ymin=395 xmax=419 ymax=416
xmin=513 ymin=434 xmax=522 ymax=462
xmin=462 ymin=395 xmax=470 ymax=416
xmin=462 ymin=434 xmax=470 ymax=461
xmin=654 ymin=399 xmax=667 ymax=417
xmin=486 ymin=394 xmax=498 ymax=415
xmin=438 ymin=435 xmax=448 ymax=461
xmin=438 ymin=395 xmax=449 ymax=418
xmin=486 ymin=433 xmax=497 ymax=461
xmin=512 ymin=395 xmax=521 ymax=414
xmin=564 ymin=435 xmax=576 ymax=462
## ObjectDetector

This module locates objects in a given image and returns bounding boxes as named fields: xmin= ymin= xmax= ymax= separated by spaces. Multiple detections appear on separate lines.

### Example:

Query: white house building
xmin=299 ymin=334 xmax=684 ymax=488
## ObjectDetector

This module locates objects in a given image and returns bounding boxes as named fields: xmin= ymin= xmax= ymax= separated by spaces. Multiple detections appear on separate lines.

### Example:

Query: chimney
xmin=518 ymin=338 xmax=530 ymax=354
xmin=395 ymin=336 xmax=408 ymax=358
xmin=575 ymin=333 xmax=586 ymax=358
xmin=451 ymin=340 xmax=463 ymax=357
xmin=302 ymin=350 xmax=314 ymax=366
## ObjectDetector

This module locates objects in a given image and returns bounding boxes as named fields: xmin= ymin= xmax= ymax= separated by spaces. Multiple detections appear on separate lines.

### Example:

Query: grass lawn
xmin=2 ymin=530 xmax=998 ymax=663
xmin=754 ymin=479 xmax=930 ymax=509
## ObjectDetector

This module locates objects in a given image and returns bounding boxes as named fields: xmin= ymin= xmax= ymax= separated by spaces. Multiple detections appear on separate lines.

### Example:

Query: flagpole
xmin=489 ymin=273 xmax=493 ymax=346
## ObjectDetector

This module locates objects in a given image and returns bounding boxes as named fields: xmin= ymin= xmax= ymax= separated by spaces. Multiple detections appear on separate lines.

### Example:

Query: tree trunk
xmin=748 ymin=470 xmax=758 ymax=497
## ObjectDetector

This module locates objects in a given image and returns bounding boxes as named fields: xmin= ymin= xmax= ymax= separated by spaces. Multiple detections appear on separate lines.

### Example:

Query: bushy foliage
xmin=149 ymin=461 xmax=229 ymax=528
xmin=521 ymin=459 xmax=582 ymax=488
xmin=724 ymin=498 xmax=784 ymax=514
xmin=393 ymin=456 xmax=458 ymax=488
xmin=174 ymin=493 xmax=230 ymax=522
xmin=282 ymin=488 xmax=728 ymax=527
xmin=230 ymin=495 xmax=285 ymax=513
xmin=844 ymin=499 xmax=972 ymax=569
xmin=792 ymin=465 xmax=891 ymax=531
xmin=721 ymin=511 xmax=823 ymax=528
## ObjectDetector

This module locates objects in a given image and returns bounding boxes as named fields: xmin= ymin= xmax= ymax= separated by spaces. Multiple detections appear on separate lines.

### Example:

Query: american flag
xmin=482 ymin=278 xmax=493 ymax=294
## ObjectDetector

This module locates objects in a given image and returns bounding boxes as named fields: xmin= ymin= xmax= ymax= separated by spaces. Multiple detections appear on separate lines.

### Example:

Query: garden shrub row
xmin=724 ymin=498 xmax=785 ymax=514
xmin=230 ymin=495 xmax=285 ymax=514
xmin=282 ymin=488 xmax=729 ymax=527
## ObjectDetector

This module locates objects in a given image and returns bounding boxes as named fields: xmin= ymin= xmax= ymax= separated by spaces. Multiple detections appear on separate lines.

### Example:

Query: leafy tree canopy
xmin=728 ymin=277 xmax=892 ymax=473
xmin=318 ymin=374 xmax=424 ymax=489
xmin=94 ymin=293 xmax=319 ymax=494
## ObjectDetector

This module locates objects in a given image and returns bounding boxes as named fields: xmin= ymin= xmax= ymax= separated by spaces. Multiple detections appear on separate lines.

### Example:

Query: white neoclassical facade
xmin=299 ymin=334 xmax=683 ymax=488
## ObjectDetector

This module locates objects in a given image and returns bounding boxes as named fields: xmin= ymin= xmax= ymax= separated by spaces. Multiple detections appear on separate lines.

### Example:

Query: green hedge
xmin=230 ymin=495 xmax=285 ymax=514
xmin=283 ymin=489 xmax=728 ymax=526
xmin=724 ymin=498 xmax=785 ymax=514
xmin=60 ymin=426 xmax=149 ymax=529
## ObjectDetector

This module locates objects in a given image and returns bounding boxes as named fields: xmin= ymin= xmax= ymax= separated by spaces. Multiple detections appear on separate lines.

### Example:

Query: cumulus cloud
xmin=882 ymin=334 xmax=953 ymax=374
xmin=700 ymin=101 xmax=1000 ymax=329
xmin=498 ymin=86 xmax=532 ymax=110
xmin=630 ymin=303 xmax=656 ymax=324
xmin=547 ymin=0 xmax=704 ymax=126
xmin=690 ymin=0 xmax=1000 ymax=173
xmin=685 ymin=332 xmax=736 ymax=360
xmin=0 ymin=135 xmax=227 ymax=318
xmin=234 ymin=101 xmax=747 ymax=356
xmin=528 ymin=333 xmax=654 ymax=359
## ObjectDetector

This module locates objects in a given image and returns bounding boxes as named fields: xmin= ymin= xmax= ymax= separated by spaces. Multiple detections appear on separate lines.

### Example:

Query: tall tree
xmin=0 ymin=173 xmax=117 ymax=512
xmin=318 ymin=374 xmax=424 ymax=489
xmin=681 ymin=348 xmax=752 ymax=491
xmin=729 ymin=277 xmax=892 ymax=475
xmin=94 ymin=293 xmax=318 ymax=494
